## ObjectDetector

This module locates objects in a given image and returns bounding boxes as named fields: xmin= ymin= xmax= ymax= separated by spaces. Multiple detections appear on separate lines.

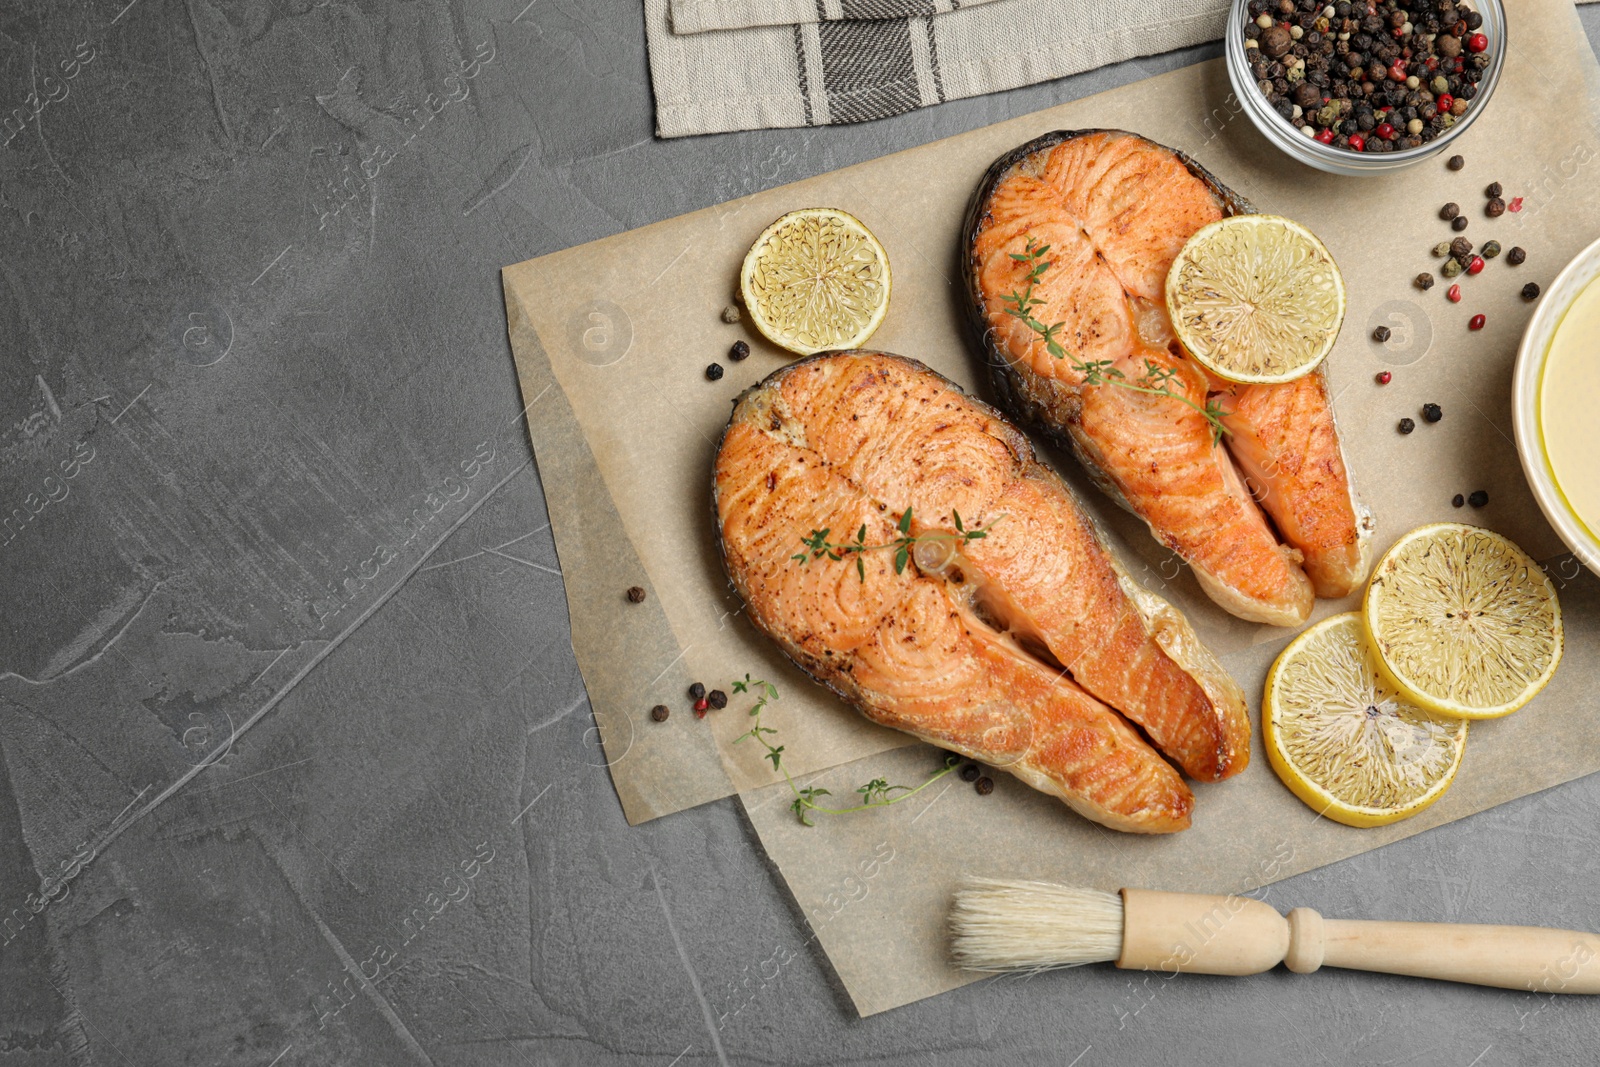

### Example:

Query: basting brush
xmin=949 ymin=877 xmax=1600 ymax=993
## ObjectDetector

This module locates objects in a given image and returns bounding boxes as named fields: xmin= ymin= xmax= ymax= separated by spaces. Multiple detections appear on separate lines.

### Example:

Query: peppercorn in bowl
xmin=1226 ymin=0 xmax=1505 ymax=175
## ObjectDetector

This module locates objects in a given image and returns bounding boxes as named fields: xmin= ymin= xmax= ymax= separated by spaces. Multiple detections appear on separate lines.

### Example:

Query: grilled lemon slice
xmin=1166 ymin=214 xmax=1345 ymax=384
xmin=740 ymin=207 xmax=891 ymax=356
xmin=1364 ymin=523 xmax=1563 ymax=720
xmin=1265 ymin=612 xmax=1468 ymax=828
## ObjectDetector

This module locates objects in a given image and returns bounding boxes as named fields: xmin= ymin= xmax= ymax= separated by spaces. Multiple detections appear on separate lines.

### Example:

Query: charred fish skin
xmin=712 ymin=351 xmax=1252 ymax=833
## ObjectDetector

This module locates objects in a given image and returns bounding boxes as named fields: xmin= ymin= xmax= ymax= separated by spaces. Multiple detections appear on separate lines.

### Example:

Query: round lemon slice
xmin=1364 ymin=523 xmax=1563 ymax=720
xmin=1265 ymin=612 xmax=1468 ymax=828
xmin=1166 ymin=214 xmax=1346 ymax=384
xmin=739 ymin=207 xmax=891 ymax=356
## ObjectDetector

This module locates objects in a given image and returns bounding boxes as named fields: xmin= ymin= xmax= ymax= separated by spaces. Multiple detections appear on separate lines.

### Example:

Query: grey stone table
xmin=3 ymin=2 xmax=1598 ymax=1064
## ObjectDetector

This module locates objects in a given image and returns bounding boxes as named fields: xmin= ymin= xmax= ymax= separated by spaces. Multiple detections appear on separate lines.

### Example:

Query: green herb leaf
xmin=898 ymin=507 xmax=913 ymax=535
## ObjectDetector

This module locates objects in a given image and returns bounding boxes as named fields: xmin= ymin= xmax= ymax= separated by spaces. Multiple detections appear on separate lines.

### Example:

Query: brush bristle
xmin=949 ymin=877 xmax=1124 ymax=972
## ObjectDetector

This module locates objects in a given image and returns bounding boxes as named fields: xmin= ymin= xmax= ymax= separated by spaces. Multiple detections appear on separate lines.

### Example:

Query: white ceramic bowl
xmin=1512 ymin=236 xmax=1600 ymax=575
xmin=1225 ymin=0 xmax=1506 ymax=176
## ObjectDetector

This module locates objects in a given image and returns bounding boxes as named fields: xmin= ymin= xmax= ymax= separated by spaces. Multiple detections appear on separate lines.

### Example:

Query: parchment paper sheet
xmin=504 ymin=0 xmax=1600 ymax=1014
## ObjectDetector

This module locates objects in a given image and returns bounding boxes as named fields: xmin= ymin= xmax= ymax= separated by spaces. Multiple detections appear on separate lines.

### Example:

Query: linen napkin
xmin=645 ymin=0 xmax=1232 ymax=137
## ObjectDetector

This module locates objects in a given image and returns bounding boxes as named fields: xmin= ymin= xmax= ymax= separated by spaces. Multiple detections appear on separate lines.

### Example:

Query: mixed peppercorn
xmin=1243 ymin=0 xmax=1490 ymax=152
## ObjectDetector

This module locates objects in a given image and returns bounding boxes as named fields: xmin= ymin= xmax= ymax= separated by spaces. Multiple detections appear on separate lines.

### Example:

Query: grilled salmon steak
xmin=964 ymin=130 xmax=1371 ymax=626
xmin=713 ymin=351 xmax=1253 ymax=834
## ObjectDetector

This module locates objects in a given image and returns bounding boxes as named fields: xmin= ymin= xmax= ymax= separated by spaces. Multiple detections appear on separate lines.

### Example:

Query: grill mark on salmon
xmin=715 ymin=352 xmax=1255 ymax=833
xmin=963 ymin=129 xmax=1369 ymax=625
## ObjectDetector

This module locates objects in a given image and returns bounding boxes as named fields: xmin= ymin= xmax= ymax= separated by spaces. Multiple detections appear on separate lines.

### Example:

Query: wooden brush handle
xmin=1117 ymin=889 xmax=1600 ymax=994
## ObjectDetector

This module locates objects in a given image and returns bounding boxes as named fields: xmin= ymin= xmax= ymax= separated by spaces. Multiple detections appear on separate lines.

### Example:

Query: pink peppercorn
xmin=1469 ymin=314 xmax=1486 ymax=330
xmin=1447 ymin=284 xmax=1462 ymax=303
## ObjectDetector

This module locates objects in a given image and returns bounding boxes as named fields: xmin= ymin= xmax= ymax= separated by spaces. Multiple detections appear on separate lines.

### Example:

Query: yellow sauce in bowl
xmin=1539 ymin=275 xmax=1600 ymax=541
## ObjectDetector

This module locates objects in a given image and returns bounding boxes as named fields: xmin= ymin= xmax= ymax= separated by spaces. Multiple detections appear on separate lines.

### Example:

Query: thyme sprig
xmin=731 ymin=675 xmax=960 ymax=826
xmin=1002 ymin=237 xmax=1231 ymax=445
xmin=791 ymin=506 xmax=999 ymax=582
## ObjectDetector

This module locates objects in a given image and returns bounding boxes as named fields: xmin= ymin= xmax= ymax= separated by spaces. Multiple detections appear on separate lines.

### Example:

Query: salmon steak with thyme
xmin=963 ymin=130 xmax=1371 ymax=627
xmin=712 ymin=351 xmax=1253 ymax=834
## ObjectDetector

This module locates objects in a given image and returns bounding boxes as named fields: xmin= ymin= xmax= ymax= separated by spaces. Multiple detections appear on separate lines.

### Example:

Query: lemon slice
xmin=1265 ymin=612 xmax=1468 ymax=828
xmin=1364 ymin=523 xmax=1563 ymax=720
xmin=740 ymin=208 xmax=891 ymax=356
xmin=1166 ymin=214 xmax=1345 ymax=384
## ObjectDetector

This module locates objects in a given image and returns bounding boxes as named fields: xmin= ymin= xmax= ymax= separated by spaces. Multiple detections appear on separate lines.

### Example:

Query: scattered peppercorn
xmin=1422 ymin=402 xmax=1443 ymax=423
xmin=1415 ymin=272 xmax=1435 ymax=290
xmin=651 ymin=704 xmax=670 ymax=722
xmin=1399 ymin=418 xmax=1416 ymax=434
xmin=627 ymin=586 xmax=646 ymax=603
xmin=1448 ymin=154 xmax=1466 ymax=170
xmin=1507 ymin=246 xmax=1527 ymax=266
xmin=721 ymin=305 xmax=741 ymax=324
xmin=1452 ymin=215 xmax=1469 ymax=232
xmin=706 ymin=363 xmax=724 ymax=381
xmin=1485 ymin=197 xmax=1505 ymax=218
xmin=1432 ymin=241 xmax=1452 ymax=257
xmin=729 ymin=340 xmax=750 ymax=362
xmin=1466 ymin=256 xmax=1485 ymax=276
xmin=693 ymin=698 xmax=709 ymax=716
xmin=1377 ymin=370 xmax=1393 ymax=385
xmin=707 ymin=689 xmax=728 ymax=710
xmin=975 ymin=776 xmax=995 ymax=796
xmin=688 ymin=682 xmax=706 ymax=701
xmin=1372 ymin=325 xmax=1392 ymax=342
xmin=1440 ymin=202 xmax=1461 ymax=221
xmin=1482 ymin=240 xmax=1502 ymax=259
xmin=1452 ymin=493 xmax=1465 ymax=508
xmin=1468 ymin=313 xmax=1485 ymax=330
xmin=1441 ymin=259 xmax=1463 ymax=279
xmin=1522 ymin=282 xmax=1541 ymax=301
xmin=1485 ymin=181 xmax=1503 ymax=198
xmin=1447 ymin=283 xmax=1463 ymax=302
xmin=959 ymin=763 xmax=981 ymax=782
xmin=1468 ymin=489 xmax=1489 ymax=507
xmin=1450 ymin=236 xmax=1473 ymax=260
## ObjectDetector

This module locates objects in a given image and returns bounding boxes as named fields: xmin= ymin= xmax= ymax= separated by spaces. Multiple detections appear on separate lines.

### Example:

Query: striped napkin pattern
xmin=645 ymin=0 xmax=1231 ymax=138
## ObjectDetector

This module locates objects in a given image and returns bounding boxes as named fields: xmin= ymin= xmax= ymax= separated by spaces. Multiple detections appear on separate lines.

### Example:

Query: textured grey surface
xmin=2 ymin=1 xmax=1599 ymax=1064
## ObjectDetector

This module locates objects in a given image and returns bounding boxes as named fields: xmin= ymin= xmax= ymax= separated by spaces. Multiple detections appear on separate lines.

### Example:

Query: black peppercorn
xmin=1468 ymin=490 xmax=1489 ymax=508
xmin=729 ymin=340 xmax=750 ymax=361
xmin=1522 ymin=282 xmax=1541 ymax=301
xmin=959 ymin=763 xmax=980 ymax=782
xmin=1485 ymin=181 xmax=1503 ymax=199
xmin=1507 ymin=246 xmax=1527 ymax=266
xmin=688 ymin=682 xmax=706 ymax=701
xmin=1415 ymin=272 xmax=1434 ymax=290
xmin=1452 ymin=493 xmax=1465 ymax=508
xmin=1398 ymin=418 xmax=1415 ymax=434
xmin=1486 ymin=197 xmax=1505 ymax=218
xmin=650 ymin=704 xmax=670 ymax=722
xmin=1422 ymin=402 xmax=1443 ymax=423
xmin=1447 ymin=154 xmax=1465 ymax=170
xmin=1372 ymin=325 xmax=1392 ymax=342
xmin=1451 ymin=215 xmax=1469 ymax=232
xmin=1450 ymin=236 xmax=1473 ymax=260
xmin=627 ymin=586 xmax=646 ymax=603
xmin=705 ymin=363 xmax=724 ymax=381
xmin=707 ymin=689 xmax=728 ymax=710
xmin=1440 ymin=202 xmax=1460 ymax=220
xmin=975 ymin=776 xmax=995 ymax=796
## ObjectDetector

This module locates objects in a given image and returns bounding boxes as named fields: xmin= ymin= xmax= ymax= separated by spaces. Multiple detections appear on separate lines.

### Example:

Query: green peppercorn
xmin=1432 ymin=241 xmax=1452 ymax=257
xmin=1481 ymin=240 xmax=1502 ymax=259
xmin=1441 ymin=258 xmax=1463 ymax=278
